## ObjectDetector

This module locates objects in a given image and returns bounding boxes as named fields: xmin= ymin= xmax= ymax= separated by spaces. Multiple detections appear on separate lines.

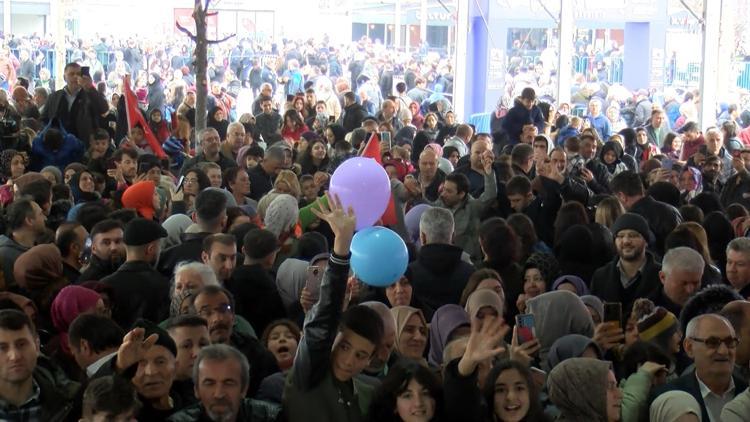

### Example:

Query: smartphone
xmin=603 ymin=302 xmax=623 ymax=329
xmin=305 ymin=266 xmax=324 ymax=302
xmin=81 ymin=66 xmax=90 ymax=77
xmin=515 ymin=314 xmax=536 ymax=344
xmin=661 ymin=158 xmax=674 ymax=169
xmin=380 ymin=131 xmax=392 ymax=149
xmin=81 ymin=236 xmax=92 ymax=266
xmin=175 ymin=175 xmax=185 ymax=192
xmin=329 ymin=115 xmax=335 ymax=123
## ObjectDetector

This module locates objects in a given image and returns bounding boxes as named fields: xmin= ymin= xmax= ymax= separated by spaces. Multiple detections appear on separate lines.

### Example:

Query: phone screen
xmin=603 ymin=302 xmax=622 ymax=329
xmin=662 ymin=158 xmax=674 ymax=169
xmin=81 ymin=66 xmax=90 ymax=77
xmin=380 ymin=131 xmax=392 ymax=149
xmin=305 ymin=266 xmax=324 ymax=302
xmin=515 ymin=314 xmax=536 ymax=344
xmin=176 ymin=175 xmax=185 ymax=192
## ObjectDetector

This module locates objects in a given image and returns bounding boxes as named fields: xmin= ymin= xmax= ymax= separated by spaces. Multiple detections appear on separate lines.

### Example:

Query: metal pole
xmin=395 ymin=0 xmax=401 ymax=50
xmin=699 ymin=0 xmax=721 ymax=129
xmin=4 ymin=0 xmax=11 ymax=36
xmin=557 ymin=0 xmax=573 ymax=105
xmin=453 ymin=0 xmax=468 ymax=120
xmin=420 ymin=0 xmax=427 ymax=46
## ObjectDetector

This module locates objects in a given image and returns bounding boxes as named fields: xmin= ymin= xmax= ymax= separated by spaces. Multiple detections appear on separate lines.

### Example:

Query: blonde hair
xmin=595 ymin=196 xmax=625 ymax=229
xmin=273 ymin=169 xmax=301 ymax=200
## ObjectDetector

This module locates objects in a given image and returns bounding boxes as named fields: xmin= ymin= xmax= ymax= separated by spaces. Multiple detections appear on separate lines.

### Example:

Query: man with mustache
xmin=167 ymin=344 xmax=280 ymax=422
xmin=191 ymin=285 xmax=278 ymax=397
xmin=590 ymin=213 xmax=662 ymax=314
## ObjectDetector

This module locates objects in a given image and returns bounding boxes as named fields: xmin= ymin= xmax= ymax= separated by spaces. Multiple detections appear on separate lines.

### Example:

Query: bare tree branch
xmin=206 ymin=11 xmax=218 ymax=17
xmin=175 ymin=21 xmax=197 ymax=40
xmin=204 ymin=0 xmax=211 ymax=12
xmin=207 ymin=33 xmax=236 ymax=44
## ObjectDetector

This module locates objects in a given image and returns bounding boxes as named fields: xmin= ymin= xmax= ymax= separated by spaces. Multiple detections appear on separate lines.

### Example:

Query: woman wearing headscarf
xmin=552 ymin=275 xmax=590 ymax=296
xmin=161 ymin=214 xmax=193 ymax=249
xmin=526 ymin=290 xmax=594 ymax=367
xmin=68 ymin=170 xmax=101 ymax=204
xmin=148 ymin=108 xmax=171 ymax=144
xmin=650 ymin=391 xmax=702 ymax=422
xmin=121 ymin=180 xmax=160 ymax=221
xmin=546 ymin=334 xmax=602 ymax=371
xmin=581 ymin=295 xmax=604 ymax=324
xmin=428 ymin=304 xmax=470 ymax=367
xmin=49 ymin=285 xmax=104 ymax=380
xmin=547 ymin=358 xmax=622 ymax=422
xmin=14 ymin=244 xmax=69 ymax=331
xmin=679 ymin=166 xmax=703 ymax=203
xmin=207 ymin=106 xmax=229 ymax=141
xmin=391 ymin=306 xmax=429 ymax=366
xmin=264 ymin=193 xmax=300 ymax=270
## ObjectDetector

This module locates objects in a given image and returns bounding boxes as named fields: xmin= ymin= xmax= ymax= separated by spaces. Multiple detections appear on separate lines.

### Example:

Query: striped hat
xmin=637 ymin=307 xmax=678 ymax=343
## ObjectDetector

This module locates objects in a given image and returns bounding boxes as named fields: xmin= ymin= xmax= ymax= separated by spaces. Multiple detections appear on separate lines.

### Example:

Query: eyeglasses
xmin=198 ymin=304 xmax=232 ymax=319
xmin=689 ymin=336 xmax=740 ymax=349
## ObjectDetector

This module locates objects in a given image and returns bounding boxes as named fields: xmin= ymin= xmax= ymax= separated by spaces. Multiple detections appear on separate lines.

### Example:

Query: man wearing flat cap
xmin=94 ymin=319 xmax=184 ymax=419
xmin=102 ymin=218 xmax=170 ymax=329
xmin=590 ymin=212 xmax=662 ymax=314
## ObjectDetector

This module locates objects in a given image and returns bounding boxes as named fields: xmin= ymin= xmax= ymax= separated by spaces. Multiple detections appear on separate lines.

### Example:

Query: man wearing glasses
xmin=650 ymin=313 xmax=747 ymax=422
xmin=191 ymin=285 xmax=278 ymax=397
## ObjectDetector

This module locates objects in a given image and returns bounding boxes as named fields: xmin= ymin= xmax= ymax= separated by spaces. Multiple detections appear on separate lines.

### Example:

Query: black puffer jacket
xmin=409 ymin=243 xmax=475 ymax=320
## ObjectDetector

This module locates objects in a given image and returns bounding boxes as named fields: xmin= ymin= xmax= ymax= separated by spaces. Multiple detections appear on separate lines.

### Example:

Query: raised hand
xmin=115 ymin=328 xmax=159 ymax=372
xmin=458 ymin=315 xmax=509 ymax=377
xmin=311 ymin=192 xmax=356 ymax=255
xmin=593 ymin=321 xmax=625 ymax=352
xmin=482 ymin=150 xmax=495 ymax=175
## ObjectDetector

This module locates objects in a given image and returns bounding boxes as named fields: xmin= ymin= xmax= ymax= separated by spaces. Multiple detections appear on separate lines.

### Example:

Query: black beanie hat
xmin=133 ymin=319 xmax=177 ymax=357
xmin=611 ymin=213 xmax=650 ymax=241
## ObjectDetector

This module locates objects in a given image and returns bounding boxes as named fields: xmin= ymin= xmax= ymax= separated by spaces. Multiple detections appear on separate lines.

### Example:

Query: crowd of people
xmin=3 ymin=28 xmax=750 ymax=422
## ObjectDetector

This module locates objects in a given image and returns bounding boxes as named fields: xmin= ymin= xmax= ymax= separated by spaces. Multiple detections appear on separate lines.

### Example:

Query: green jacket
xmin=619 ymin=368 xmax=653 ymax=422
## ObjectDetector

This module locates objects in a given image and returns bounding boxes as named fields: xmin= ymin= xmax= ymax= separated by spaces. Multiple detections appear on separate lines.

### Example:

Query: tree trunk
xmin=193 ymin=0 xmax=208 ymax=134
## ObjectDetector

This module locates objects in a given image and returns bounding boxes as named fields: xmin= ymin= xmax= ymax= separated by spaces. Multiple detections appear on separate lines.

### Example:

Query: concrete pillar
xmin=699 ymin=0 xmax=721 ymax=129
xmin=557 ymin=0 xmax=573 ymax=105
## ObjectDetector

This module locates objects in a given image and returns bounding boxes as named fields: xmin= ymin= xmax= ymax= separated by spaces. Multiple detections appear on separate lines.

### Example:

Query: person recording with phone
xmin=41 ymin=62 xmax=109 ymax=148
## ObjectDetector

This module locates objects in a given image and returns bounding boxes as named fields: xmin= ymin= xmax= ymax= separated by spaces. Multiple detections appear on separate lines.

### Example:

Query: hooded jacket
xmin=408 ymin=243 xmax=475 ymax=321
xmin=501 ymin=97 xmax=547 ymax=144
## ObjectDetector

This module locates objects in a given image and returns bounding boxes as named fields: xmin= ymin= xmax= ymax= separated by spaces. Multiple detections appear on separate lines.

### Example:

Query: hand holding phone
xmin=603 ymin=302 xmax=622 ymax=329
xmin=304 ymin=266 xmax=324 ymax=302
xmin=515 ymin=314 xmax=536 ymax=344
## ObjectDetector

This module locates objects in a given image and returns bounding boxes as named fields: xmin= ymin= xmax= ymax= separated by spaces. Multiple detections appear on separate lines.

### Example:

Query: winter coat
xmin=408 ymin=243 xmax=475 ymax=321
xmin=501 ymin=98 xmax=547 ymax=144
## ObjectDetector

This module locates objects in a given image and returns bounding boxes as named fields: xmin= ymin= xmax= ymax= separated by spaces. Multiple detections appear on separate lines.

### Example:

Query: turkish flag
xmin=360 ymin=133 xmax=398 ymax=226
xmin=122 ymin=75 xmax=166 ymax=159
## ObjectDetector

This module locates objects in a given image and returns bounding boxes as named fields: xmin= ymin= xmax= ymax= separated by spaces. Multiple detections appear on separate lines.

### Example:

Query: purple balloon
xmin=329 ymin=157 xmax=391 ymax=230
xmin=405 ymin=204 xmax=431 ymax=245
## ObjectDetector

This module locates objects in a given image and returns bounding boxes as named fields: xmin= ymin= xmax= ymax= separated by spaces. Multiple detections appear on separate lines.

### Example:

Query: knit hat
xmin=121 ymin=181 xmax=157 ymax=220
xmin=637 ymin=307 xmax=678 ymax=343
xmin=264 ymin=194 xmax=299 ymax=238
xmin=124 ymin=218 xmax=168 ymax=246
xmin=40 ymin=166 xmax=63 ymax=184
xmin=611 ymin=212 xmax=650 ymax=240
xmin=132 ymin=319 xmax=177 ymax=357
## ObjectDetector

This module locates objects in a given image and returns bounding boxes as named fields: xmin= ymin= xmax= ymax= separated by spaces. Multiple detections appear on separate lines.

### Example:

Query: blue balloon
xmin=351 ymin=226 xmax=408 ymax=287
